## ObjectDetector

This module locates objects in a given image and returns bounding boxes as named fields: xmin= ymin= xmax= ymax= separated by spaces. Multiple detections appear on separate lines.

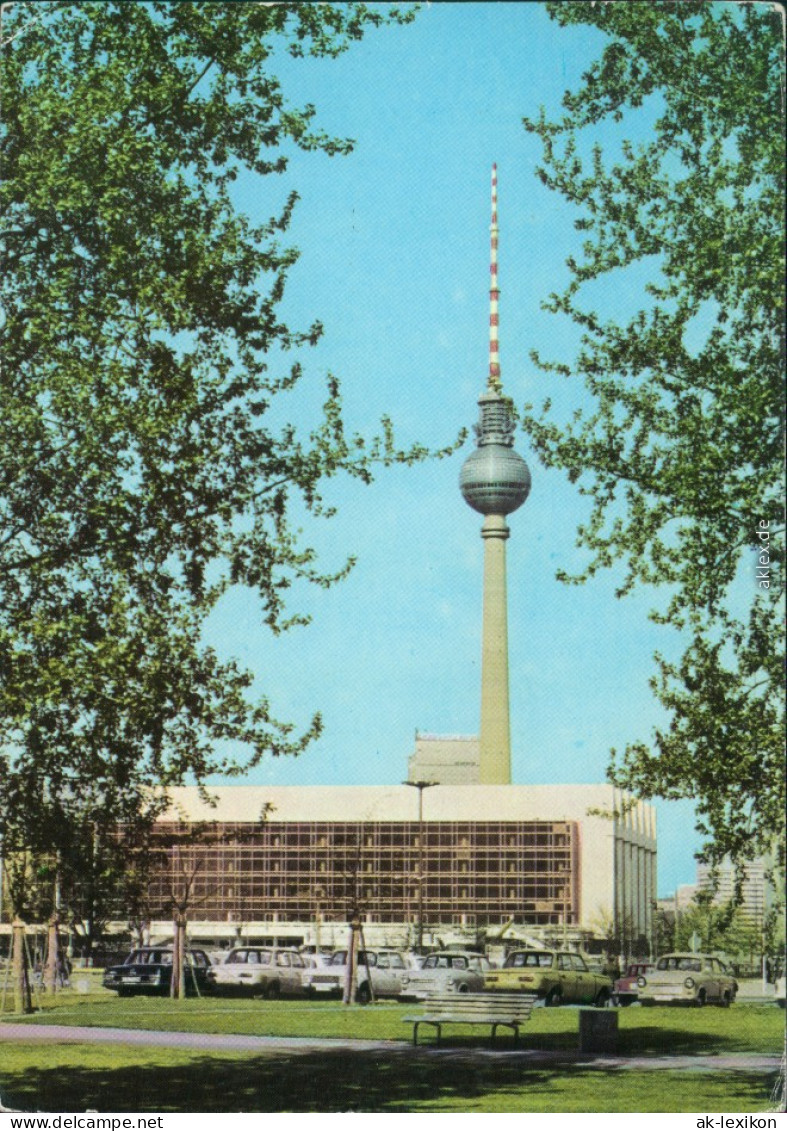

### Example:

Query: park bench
xmin=403 ymin=991 xmax=537 ymax=1046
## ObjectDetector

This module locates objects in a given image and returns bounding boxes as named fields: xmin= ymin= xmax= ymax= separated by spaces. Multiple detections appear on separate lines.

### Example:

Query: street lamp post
xmin=403 ymin=780 xmax=437 ymax=952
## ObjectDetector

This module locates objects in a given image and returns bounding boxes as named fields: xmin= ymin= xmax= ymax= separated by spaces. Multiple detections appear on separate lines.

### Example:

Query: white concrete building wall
xmin=163 ymin=783 xmax=656 ymax=939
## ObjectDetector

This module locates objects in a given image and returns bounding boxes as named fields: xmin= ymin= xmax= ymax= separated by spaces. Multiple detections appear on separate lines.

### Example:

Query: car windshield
xmin=125 ymin=950 xmax=170 ymax=965
xmin=425 ymin=954 xmax=461 ymax=972
xmin=328 ymin=950 xmax=377 ymax=967
xmin=227 ymin=949 xmax=272 ymax=966
xmin=657 ymin=956 xmax=702 ymax=972
xmin=504 ymin=952 xmax=553 ymax=969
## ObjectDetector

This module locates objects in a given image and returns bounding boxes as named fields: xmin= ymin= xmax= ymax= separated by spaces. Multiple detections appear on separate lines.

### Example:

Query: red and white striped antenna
xmin=488 ymin=163 xmax=501 ymax=390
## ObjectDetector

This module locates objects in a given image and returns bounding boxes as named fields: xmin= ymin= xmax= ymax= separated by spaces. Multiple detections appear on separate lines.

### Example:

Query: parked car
xmin=300 ymin=950 xmax=333 ymax=970
xmin=102 ymin=947 xmax=213 ymax=996
xmin=302 ymin=948 xmax=409 ymax=1002
xmin=398 ymin=951 xmax=491 ymax=999
xmin=484 ymin=949 xmax=613 ymax=1006
xmin=207 ymin=949 xmax=231 ymax=966
xmin=206 ymin=946 xmax=307 ymax=998
xmin=613 ymin=962 xmax=654 ymax=1006
xmin=637 ymin=953 xmax=737 ymax=1007
xmin=774 ymin=975 xmax=785 ymax=1008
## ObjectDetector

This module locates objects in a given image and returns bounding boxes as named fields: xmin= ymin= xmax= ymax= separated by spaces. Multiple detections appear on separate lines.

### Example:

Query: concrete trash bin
xmin=578 ymin=1007 xmax=618 ymax=1053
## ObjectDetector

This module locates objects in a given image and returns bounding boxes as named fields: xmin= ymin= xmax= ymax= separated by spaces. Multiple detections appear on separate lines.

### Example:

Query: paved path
xmin=1 ymin=1023 xmax=783 ymax=1074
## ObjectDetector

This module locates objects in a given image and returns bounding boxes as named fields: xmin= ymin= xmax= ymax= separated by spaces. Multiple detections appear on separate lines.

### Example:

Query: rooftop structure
xmin=408 ymin=732 xmax=480 ymax=784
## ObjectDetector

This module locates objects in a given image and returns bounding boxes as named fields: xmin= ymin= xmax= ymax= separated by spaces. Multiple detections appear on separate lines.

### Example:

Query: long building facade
xmin=147 ymin=784 xmax=656 ymax=950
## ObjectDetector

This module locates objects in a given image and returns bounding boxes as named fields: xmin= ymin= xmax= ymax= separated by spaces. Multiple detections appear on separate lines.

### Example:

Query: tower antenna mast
xmin=489 ymin=163 xmax=501 ymax=391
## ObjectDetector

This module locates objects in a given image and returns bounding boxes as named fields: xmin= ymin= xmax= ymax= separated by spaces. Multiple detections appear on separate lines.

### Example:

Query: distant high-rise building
xmin=459 ymin=165 xmax=530 ymax=784
xmin=696 ymin=857 xmax=773 ymax=924
xmin=674 ymin=883 xmax=699 ymax=912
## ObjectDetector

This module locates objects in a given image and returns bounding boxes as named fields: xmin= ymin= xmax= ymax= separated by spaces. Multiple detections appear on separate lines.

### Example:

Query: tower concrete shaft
xmin=480 ymin=514 xmax=512 ymax=783
xmin=459 ymin=166 xmax=531 ymax=786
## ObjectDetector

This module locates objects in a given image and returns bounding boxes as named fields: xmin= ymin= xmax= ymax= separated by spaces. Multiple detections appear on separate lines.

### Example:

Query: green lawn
xmin=0 ymin=996 xmax=783 ymax=1114
xmin=2 ymin=992 xmax=783 ymax=1055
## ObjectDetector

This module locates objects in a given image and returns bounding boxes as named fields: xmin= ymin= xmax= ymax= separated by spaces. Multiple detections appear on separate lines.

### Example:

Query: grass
xmin=0 ymin=995 xmax=783 ymax=1114
xmin=3 ymin=992 xmax=784 ymax=1055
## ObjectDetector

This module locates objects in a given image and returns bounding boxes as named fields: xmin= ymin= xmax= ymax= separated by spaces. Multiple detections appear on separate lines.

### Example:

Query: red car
xmin=613 ymin=962 xmax=654 ymax=1006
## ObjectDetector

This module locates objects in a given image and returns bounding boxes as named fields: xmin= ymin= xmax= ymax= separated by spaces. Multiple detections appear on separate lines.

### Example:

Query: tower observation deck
xmin=459 ymin=165 xmax=531 ymax=784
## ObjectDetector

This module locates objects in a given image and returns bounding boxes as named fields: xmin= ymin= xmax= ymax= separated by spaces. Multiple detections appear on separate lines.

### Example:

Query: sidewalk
xmin=736 ymin=979 xmax=777 ymax=1003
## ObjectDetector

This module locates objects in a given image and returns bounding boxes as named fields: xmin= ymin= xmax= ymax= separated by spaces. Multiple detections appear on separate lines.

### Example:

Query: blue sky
xmin=204 ymin=1 xmax=705 ymax=897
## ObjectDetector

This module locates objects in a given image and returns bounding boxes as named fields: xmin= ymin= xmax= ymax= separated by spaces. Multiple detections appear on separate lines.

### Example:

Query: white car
xmin=399 ymin=951 xmax=492 ymax=999
xmin=206 ymin=946 xmax=307 ymax=998
xmin=637 ymin=953 xmax=737 ymax=1007
xmin=301 ymin=951 xmax=333 ymax=970
xmin=302 ymin=948 xmax=409 ymax=1002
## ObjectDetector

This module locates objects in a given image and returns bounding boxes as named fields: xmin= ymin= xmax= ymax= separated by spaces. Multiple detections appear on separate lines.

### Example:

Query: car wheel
xmin=695 ymin=989 xmax=706 ymax=1007
xmin=356 ymin=983 xmax=371 ymax=1005
xmin=594 ymin=988 xmax=611 ymax=1008
xmin=457 ymin=983 xmax=469 ymax=994
xmin=545 ymin=987 xmax=563 ymax=1007
xmin=719 ymin=990 xmax=732 ymax=1008
xmin=116 ymin=988 xmax=132 ymax=998
xmin=266 ymin=982 xmax=280 ymax=1000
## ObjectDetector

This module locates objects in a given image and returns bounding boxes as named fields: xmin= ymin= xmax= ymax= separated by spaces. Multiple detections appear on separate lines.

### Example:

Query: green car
xmin=484 ymin=949 xmax=613 ymax=1006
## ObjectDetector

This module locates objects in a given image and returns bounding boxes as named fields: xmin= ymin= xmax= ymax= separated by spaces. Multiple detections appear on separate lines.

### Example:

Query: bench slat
xmin=404 ymin=992 xmax=537 ymax=1046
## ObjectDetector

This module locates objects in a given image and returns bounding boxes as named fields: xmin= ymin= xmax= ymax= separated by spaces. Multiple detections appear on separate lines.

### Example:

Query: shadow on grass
xmin=1 ymin=1049 xmax=779 ymax=1114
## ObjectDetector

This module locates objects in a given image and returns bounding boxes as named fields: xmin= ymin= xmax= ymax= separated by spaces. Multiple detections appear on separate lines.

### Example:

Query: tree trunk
xmin=44 ymin=914 xmax=60 ymax=994
xmin=343 ymin=920 xmax=357 ymax=1005
xmin=170 ymin=918 xmax=180 ymax=998
xmin=12 ymin=919 xmax=33 ymax=1014
xmin=171 ymin=916 xmax=186 ymax=999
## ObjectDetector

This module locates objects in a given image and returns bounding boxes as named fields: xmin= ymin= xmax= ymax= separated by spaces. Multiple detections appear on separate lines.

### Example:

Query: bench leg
xmin=413 ymin=1020 xmax=441 ymax=1047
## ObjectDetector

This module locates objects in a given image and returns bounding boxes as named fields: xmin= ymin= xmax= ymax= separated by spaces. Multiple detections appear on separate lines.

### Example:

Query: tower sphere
xmin=460 ymin=390 xmax=531 ymax=516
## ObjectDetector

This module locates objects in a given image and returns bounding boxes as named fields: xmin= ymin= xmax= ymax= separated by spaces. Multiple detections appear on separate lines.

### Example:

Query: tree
xmin=0 ymin=2 xmax=441 ymax=932
xmin=522 ymin=1 xmax=784 ymax=878
xmin=145 ymin=808 xmax=273 ymax=997
xmin=674 ymin=891 xmax=766 ymax=967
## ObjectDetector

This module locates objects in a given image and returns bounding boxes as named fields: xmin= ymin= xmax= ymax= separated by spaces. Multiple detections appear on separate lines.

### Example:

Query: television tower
xmin=459 ymin=165 xmax=531 ymax=785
